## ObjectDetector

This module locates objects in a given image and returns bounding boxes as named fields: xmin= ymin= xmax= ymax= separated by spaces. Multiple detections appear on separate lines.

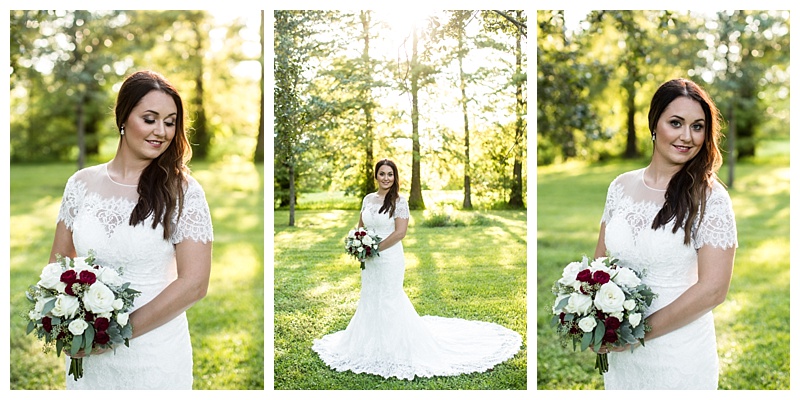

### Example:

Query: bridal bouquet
xmin=550 ymin=255 xmax=656 ymax=374
xmin=345 ymin=227 xmax=382 ymax=269
xmin=25 ymin=250 xmax=141 ymax=381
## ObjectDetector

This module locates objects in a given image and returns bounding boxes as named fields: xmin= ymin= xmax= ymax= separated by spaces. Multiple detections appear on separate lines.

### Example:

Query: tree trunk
xmin=76 ymin=96 xmax=86 ymax=170
xmin=623 ymin=80 xmax=638 ymax=158
xmin=253 ymin=10 xmax=265 ymax=164
xmin=727 ymin=103 xmax=736 ymax=188
xmin=508 ymin=11 xmax=525 ymax=209
xmin=288 ymin=162 xmax=296 ymax=227
xmin=192 ymin=24 xmax=209 ymax=159
xmin=408 ymin=24 xmax=425 ymax=210
xmin=360 ymin=11 xmax=375 ymax=196
xmin=458 ymin=20 xmax=472 ymax=210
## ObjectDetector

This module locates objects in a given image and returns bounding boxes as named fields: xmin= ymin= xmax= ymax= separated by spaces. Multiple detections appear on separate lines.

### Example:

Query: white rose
xmin=565 ymin=292 xmax=594 ymax=316
xmin=623 ymin=299 xmax=636 ymax=311
xmin=112 ymin=298 xmax=125 ymax=310
xmin=578 ymin=316 xmax=598 ymax=333
xmin=552 ymin=293 xmax=570 ymax=313
xmin=593 ymin=282 xmax=626 ymax=313
xmin=558 ymin=261 xmax=583 ymax=287
xmin=68 ymin=319 xmax=89 ymax=335
xmin=96 ymin=267 xmax=124 ymax=287
xmin=629 ymin=313 xmax=642 ymax=328
xmin=590 ymin=258 xmax=611 ymax=274
xmin=348 ymin=229 xmax=356 ymax=238
xmin=34 ymin=296 xmax=54 ymax=313
xmin=613 ymin=267 xmax=642 ymax=288
xmin=83 ymin=282 xmax=116 ymax=314
xmin=51 ymin=294 xmax=80 ymax=318
xmin=37 ymin=263 xmax=64 ymax=290
xmin=72 ymin=257 xmax=93 ymax=272
xmin=357 ymin=246 xmax=364 ymax=253
xmin=610 ymin=311 xmax=624 ymax=321
xmin=117 ymin=312 xmax=130 ymax=327
xmin=362 ymin=235 xmax=374 ymax=246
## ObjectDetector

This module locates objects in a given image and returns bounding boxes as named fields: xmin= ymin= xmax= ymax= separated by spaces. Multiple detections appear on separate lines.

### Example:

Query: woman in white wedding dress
xmin=313 ymin=159 xmax=522 ymax=381
xmin=49 ymin=71 xmax=213 ymax=389
xmin=594 ymin=79 xmax=737 ymax=389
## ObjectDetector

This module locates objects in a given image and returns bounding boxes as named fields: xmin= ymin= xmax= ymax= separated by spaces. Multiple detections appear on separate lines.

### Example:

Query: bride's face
xmin=376 ymin=165 xmax=395 ymax=191
xmin=653 ymin=96 xmax=706 ymax=167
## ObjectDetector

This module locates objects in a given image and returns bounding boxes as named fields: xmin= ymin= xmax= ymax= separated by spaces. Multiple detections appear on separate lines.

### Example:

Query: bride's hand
xmin=592 ymin=343 xmax=635 ymax=354
xmin=66 ymin=346 xmax=110 ymax=358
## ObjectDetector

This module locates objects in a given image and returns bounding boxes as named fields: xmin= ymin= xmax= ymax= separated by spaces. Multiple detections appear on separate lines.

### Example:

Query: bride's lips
xmin=673 ymin=144 xmax=692 ymax=153
xmin=146 ymin=139 xmax=164 ymax=148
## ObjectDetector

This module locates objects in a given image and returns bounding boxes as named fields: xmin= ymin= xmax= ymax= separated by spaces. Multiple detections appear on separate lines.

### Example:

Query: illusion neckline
xmin=105 ymin=163 xmax=139 ymax=188
xmin=641 ymin=168 xmax=667 ymax=192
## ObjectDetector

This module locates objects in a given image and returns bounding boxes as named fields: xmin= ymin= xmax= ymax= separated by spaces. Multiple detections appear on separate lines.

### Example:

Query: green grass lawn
xmin=9 ymin=159 xmax=264 ymax=390
xmin=536 ymin=158 xmax=790 ymax=389
xmin=273 ymin=193 xmax=528 ymax=389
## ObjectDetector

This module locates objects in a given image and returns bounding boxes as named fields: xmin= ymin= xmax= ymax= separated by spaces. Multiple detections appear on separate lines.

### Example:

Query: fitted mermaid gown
xmin=56 ymin=163 xmax=213 ymax=389
xmin=312 ymin=193 xmax=522 ymax=380
xmin=600 ymin=169 xmax=737 ymax=389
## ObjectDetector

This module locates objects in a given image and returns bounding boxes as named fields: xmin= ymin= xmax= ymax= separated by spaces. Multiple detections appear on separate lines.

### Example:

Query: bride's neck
xmin=108 ymin=154 xmax=150 ymax=185
xmin=644 ymin=162 xmax=681 ymax=190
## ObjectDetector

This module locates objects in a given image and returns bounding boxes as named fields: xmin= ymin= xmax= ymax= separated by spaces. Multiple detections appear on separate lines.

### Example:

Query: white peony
xmin=68 ymin=319 xmax=89 ymax=335
xmin=578 ymin=316 xmax=598 ymax=333
xmin=593 ymin=281 xmax=626 ymax=313
xmin=37 ymin=263 xmax=64 ymax=291
xmin=629 ymin=312 xmax=642 ymax=328
xmin=565 ymin=292 xmax=594 ymax=316
xmin=51 ymin=294 xmax=80 ymax=318
xmin=613 ymin=267 xmax=642 ymax=288
xmin=83 ymin=282 xmax=116 ymax=314
xmin=117 ymin=312 xmax=130 ymax=327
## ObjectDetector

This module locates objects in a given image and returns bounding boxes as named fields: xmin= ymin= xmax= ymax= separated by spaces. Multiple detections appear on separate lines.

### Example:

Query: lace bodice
xmin=360 ymin=193 xmax=410 ymax=238
xmin=600 ymin=168 xmax=737 ymax=389
xmin=56 ymin=162 xmax=213 ymax=389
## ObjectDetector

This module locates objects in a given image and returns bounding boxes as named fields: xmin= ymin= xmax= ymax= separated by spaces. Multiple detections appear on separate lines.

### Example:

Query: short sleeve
xmin=601 ymin=178 xmax=622 ymax=225
xmin=693 ymin=184 xmax=738 ymax=250
xmin=56 ymin=174 xmax=86 ymax=231
xmin=394 ymin=196 xmax=410 ymax=220
xmin=170 ymin=178 xmax=214 ymax=244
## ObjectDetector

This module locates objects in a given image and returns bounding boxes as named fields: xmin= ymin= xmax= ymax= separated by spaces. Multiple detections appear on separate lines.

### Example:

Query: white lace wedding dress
xmin=56 ymin=163 xmax=213 ymax=389
xmin=312 ymin=193 xmax=522 ymax=380
xmin=600 ymin=169 xmax=737 ymax=389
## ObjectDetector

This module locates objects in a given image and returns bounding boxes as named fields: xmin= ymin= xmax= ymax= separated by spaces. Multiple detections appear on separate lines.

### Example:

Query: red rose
xmin=60 ymin=270 xmax=78 ymax=284
xmin=603 ymin=329 xmax=618 ymax=343
xmin=576 ymin=269 xmax=593 ymax=283
xmin=593 ymin=270 xmax=611 ymax=285
xmin=85 ymin=311 xmax=94 ymax=321
xmin=94 ymin=331 xmax=110 ymax=345
xmin=94 ymin=317 xmax=110 ymax=332
xmin=65 ymin=283 xmax=77 ymax=296
xmin=605 ymin=316 xmax=621 ymax=331
xmin=42 ymin=316 xmax=52 ymax=333
xmin=78 ymin=270 xmax=97 ymax=285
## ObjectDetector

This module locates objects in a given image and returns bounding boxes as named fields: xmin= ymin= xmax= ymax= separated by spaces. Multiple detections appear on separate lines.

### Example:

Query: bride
xmin=49 ymin=70 xmax=213 ymax=389
xmin=594 ymin=78 xmax=737 ymax=389
xmin=312 ymin=159 xmax=522 ymax=381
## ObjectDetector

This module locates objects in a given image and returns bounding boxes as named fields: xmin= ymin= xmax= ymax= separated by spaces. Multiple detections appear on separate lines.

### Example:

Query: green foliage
xmin=9 ymin=161 xmax=264 ymax=389
xmin=274 ymin=208 xmax=527 ymax=389
xmin=537 ymin=154 xmax=789 ymax=389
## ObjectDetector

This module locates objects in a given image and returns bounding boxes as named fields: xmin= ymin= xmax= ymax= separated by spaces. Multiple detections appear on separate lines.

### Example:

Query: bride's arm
xmin=377 ymin=217 xmax=409 ymax=252
xmin=49 ymin=221 xmax=77 ymax=262
xmin=128 ymin=239 xmax=212 ymax=339
xmin=642 ymin=245 xmax=735 ymax=342
xmin=594 ymin=222 xmax=608 ymax=259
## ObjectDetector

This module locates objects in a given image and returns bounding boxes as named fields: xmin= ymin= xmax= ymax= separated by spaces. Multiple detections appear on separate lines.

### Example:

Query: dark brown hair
xmin=649 ymin=78 xmax=723 ymax=245
xmin=116 ymin=70 xmax=191 ymax=240
xmin=375 ymin=159 xmax=400 ymax=217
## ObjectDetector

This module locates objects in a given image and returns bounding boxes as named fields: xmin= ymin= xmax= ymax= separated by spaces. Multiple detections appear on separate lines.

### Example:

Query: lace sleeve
xmin=170 ymin=178 xmax=214 ymax=244
xmin=56 ymin=175 xmax=86 ymax=231
xmin=394 ymin=196 xmax=410 ymax=220
xmin=693 ymin=184 xmax=738 ymax=250
xmin=601 ymin=179 xmax=622 ymax=225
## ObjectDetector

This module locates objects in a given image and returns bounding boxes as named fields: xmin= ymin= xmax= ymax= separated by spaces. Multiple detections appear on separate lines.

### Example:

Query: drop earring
xmin=120 ymin=126 xmax=125 ymax=136
xmin=651 ymin=130 xmax=656 ymax=141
